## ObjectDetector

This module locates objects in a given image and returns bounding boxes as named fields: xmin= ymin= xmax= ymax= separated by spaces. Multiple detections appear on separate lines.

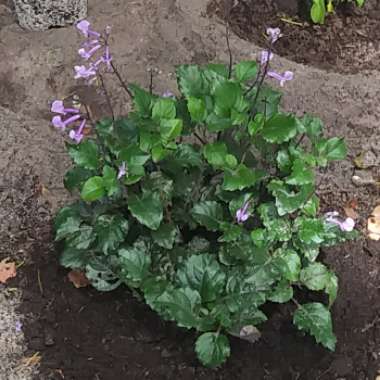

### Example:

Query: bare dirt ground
xmin=0 ymin=0 xmax=379 ymax=379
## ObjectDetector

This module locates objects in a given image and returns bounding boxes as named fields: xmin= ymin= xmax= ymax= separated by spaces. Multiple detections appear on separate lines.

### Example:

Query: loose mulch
xmin=207 ymin=0 xmax=380 ymax=73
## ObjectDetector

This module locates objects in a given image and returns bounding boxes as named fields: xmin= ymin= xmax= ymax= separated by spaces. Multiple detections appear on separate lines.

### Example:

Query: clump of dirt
xmin=207 ymin=0 xmax=380 ymax=73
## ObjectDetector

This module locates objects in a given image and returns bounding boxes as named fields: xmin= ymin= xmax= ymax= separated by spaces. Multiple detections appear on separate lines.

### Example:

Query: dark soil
xmin=15 ymin=217 xmax=380 ymax=380
xmin=207 ymin=0 xmax=380 ymax=73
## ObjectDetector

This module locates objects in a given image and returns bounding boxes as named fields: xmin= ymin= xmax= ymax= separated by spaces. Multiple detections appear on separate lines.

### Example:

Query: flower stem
xmin=110 ymin=61 xmax=133 ymax=99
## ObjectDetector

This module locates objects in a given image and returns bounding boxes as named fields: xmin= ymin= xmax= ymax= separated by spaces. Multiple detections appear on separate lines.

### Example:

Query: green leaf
xmin=302 ymin=195 xmax=320 ymax=217
xmin=250 ymin=228 xmax=267 ymax=248
xmin=68 ymin=140 xmax=100 ymax=170
xmin=64 ymin=166 xmax=94 ymax=191
xmin=85 ymin=259 xmax=121 ymax=291
xmin=160 ymin=119 xmax=183 ymax=144
xmin=310 ymin=0 xmax=326 ymax=24
xmin=206 ymin=113 xmax=232 ymax=132
xmin=152 ymin=98 xmax=176 ymax=121
xmin=297 ymin=217 xmax=325 ymax=245
xmin=66 ymin=225 xmax=95 ymax=250
xmin=119 ymin=144 xmax=150 ymax=166
xmin=195 ymin=333 xmax=230 ymax=368
xmin=276 ymin=149 xmax=292 ymax=173
xmin=81 ymin=176 xmax=105 ymax=202
xmin=95 ymin=214 xmax=129 ymax=254
xmin=177 ymin=65 xmax=205 ymax=98
xmin=276 ymin=249 xmax=301 ymax=282
xmin=262 ymin=114 xmax=299 ymax=144
xmin=151 ymin=223 xmax=178 ymax=249
xmin=188 ymin=97 xmax=207 ymax=122
xmin=130 ymin=84 xmax=154 ymax=117
xmin=59 ymin=247 xmax=90 ymax=269
xmin=155 ymin=287 xmax=201 ymax=328
xmin=102 ymin=166 xmax=119 ymax=196
xmin=300 ymin=262 xmax=329 ymax=291
xmin=203 ymin=142 xmax=228 ymax=169
xmin=191 ymin=201 xmax=224 ymax=231
xmin=142 ymin=172 xmax=173 ymax=204
xmin=234 ymin=61 xmax=258 ymax=82
xmin=286 ymin=159 xmax=315 ymax=186
xmin=293 ymin=302 xmax=336 ymax=350
xmin=301 ymin=115 xmax=323 ymax=139
xmin=268 ymin=180 xmax=313 ymax=216
xmin=214 ymin=82 xmax=241 ymax=111
xmin=176 ymin=254 xmax=226 ymax=303
xmin=315 ymin=137 xmax=347 ymax=166
xmin=119 ymin=240 xmax=151 ymax=286
xmin=248 ymin=113 xmax=265 ymax=136
xmin=269 ymin=282 xmax=293 ymax=303
xmin=55 ymin=216 xmax=81 ymax=241
xmin=205 ymin=63 xmax=229 ymax=78
xmin=219 ymin=223 xmax=244 ymax=242
xmin=128 ymin=191 xmax=164 ymax=230
xmin=223 ymin=164 xmax=265 ymax=191
xmin=326 ymin=272 xmax=338 ymax=306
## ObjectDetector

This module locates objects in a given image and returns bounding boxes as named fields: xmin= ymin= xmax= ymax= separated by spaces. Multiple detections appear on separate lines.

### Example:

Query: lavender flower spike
xmin=260 ymin=50 xmax=273 ymax=66
xmin=51 ymin=100 xmax=79 ymax=115
xmin=267 ymin=70 xmax=294 ymax=87
xmin=103 ymin=46 xmax=112 ymax=70
xmin=117 ymin=162 xmax=127 ymax=180
xmin=78 ymin=44 xmax=102 ymax=60
xmin=76 ymin=20 xmax=100 ymax=38
xmin=236 ymin=201 xmax=250 ymax=224
xmin=52 ymin=114 xmax=81 ymax=130
xmin=266 ymin=27 xmax=282 ymax=43
xmin=69 ymin=119 xmax=87 ymax=144
xmin=162 ymin=90 xmax=175 ymax=99
xmin=74 ymin=65 xmax=97 ymax=79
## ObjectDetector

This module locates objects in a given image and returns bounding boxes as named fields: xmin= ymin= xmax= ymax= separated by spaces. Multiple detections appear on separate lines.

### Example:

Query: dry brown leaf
xmin=0 ymin=258 xmax=17 ymax=284
xmin=367 ymin=205 xmax=380 ymax=241
xmin=344 ymin=199 xmax=359 ymax=220
xmin=68 ymin=270 xmax=90 ymax=288
xmin=21 ymin=352 xmax=41 ymax=367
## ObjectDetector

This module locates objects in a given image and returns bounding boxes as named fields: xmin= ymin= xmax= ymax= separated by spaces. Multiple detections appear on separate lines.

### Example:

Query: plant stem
xmin=226 ymin=22 xmax=233 ymax=79
xmin=110 ymin=61 xmax=133 ymax=99
xmin=194 ymin=131 xmax=207 ymax=145
xmin=98 ymin=73 xmax=115 ymax=121
xmin=149 ymin=69 xmax=154 ymax=94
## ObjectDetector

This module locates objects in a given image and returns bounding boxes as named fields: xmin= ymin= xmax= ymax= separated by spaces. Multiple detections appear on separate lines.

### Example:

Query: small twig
xmin=37 ymin=269 xmax=43 ymax=296
xmin=226 ymin=22 xmax=233 ymax=79
xmin=280 ymin=17 xmax=304 ymax=27
xmin=294 ymin=133 xmax=306 ymax=148
xmin=194 ymin=131 xmax=207 ymax=145
xmin=98 ymin=73 xmax=115 ymax=121
xmin=110 ymin=61 xmax=133 ymax=99
xmin=149 ymin=69 xmax=154 ymax=94
xmin=361 ymin=315 xmax=380 ymax=333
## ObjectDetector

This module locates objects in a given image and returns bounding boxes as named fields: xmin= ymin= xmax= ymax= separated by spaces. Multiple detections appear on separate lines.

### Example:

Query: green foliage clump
xmin=55 ymin=60 xmax=355 ymax=367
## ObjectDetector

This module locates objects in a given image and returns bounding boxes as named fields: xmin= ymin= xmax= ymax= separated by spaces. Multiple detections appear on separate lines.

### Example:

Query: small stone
xmin=352 ymin=170 xmax=376 ymax=186
xmin=12 ymin=0 xmax=87 ymax=31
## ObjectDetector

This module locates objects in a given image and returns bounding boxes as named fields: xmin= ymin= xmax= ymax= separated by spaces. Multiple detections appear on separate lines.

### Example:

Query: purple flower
xmin=103 ymin=46 xmax=112 ymax=70
xmin=260 ymin=50 xmax=273 ymax=66
xmin=162 ymin=90 xmax=175 ymax=99
xmin=51 ymin=100 xmax=79 ymax=115
xmin=78 ymin=44 xmax=102 ymax=60
xmin=266 ymin=27 xmax=282 ymax=43
xmin=76 ymin=20 xmax=100 ymax=38
xmin=52 ymin=114 xmax=81 ymax=130
xmin=74 ymin=65 xmax=97 ymax=79
xmin=236 ymin=201 xmax=250 ymax=224
xmin=267 ymin=70 xmax=294 ymax=87
xmin=15 ymin=321 xmax=22 ymax=332
xmin=325 ymin=212 xmax=355 ymax=232
xmin=69 ymin=119 xmax=87 ymax=143
xmin=117 ymin=162 xmax=127 ymax=179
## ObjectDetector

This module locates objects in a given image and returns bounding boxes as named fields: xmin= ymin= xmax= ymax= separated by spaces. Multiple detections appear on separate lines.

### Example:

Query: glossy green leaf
xmin=223 ymin=164 xmax=265 ymax=191
xmin=177 ymin=65 xmax=205 ymax=98
xmin=152 ymin=98 xmax=176 ymax=121
xmin=160 ymin=118 xmax=183 ymax=144
xmin=195 ymin=333 xmax=230 ymax=368
xmin=188 ymin=97 xmax=207 ymax=122
xmin=68 ymin=140 xmax=100 ymax=170
xmin=214 ymin=82 xmax=241 ymax=110
xmin=151 ymin=223 xmax=178 ymax=249
xmin=234 ymin=61 xmax=258 ymax=82
xmin=248 ymin=113 xmax=265 ymax=136
xmin=203 ymin=142 xmax=228 ymax=169
xmin=176 ymin=254 xmax=226 ymax=302
xmin=315 ymin=137 xmax=347 ymax=166
xmin=59 ymin=247 xmax=90 ymax=269
xmin=269 ymin=282 xmax=293 ymax=303
xmin=64 ymin=166 xmax=94 ymax=192
xmin=297 ymin=217 xmax=325 ymax=245
xmin=102 ymin=165 xmax=119 ymax=196
xmin=276 ymin=249 xmax=301 ymax=282
xmin=300 ymin=262 xmax=329 ymax=291
xmin=128 ymin=191 xmax=163 ymax=230
xmin=129 ymin=84 xmax=154 ymax=117
xmin=262 ymin=114 xmax=299 ymax=144
xmin=310 ymin=0 xmax=326 ymax=24
xmin=81 ymin=176 xmax=105 ymax=202
xmin=191 ymin=201 xmax=224 ymax=231
xmin=286 ymin=159 xmax=315 ymax=186
xmin=293 ymin=303 xmax=336 ymax=350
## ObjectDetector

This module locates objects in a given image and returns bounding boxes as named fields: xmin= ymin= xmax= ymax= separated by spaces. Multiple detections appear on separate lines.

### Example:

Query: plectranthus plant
xmin=53 ymin=21 xmax=357 ymax=367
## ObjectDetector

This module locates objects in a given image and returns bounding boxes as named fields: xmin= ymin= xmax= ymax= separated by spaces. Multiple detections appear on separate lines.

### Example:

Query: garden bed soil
xmin=207 ymin=0 xmax=380 ymax=73
xmin=15 ymin=197 xmax=380 ymax=380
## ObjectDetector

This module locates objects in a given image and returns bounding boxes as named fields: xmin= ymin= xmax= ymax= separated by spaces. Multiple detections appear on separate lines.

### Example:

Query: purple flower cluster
xmin=51 ymin=100 xmax=87 ymax=143
xmin=325 ymin=211 xmax=355 ymax=232
xmin=236 ymin=201 xmax=250 ymax=224
xmin=260 ymin=27 xmax=294 ymax=87
xmin=74 ymin=20 xmax=112 ymax=81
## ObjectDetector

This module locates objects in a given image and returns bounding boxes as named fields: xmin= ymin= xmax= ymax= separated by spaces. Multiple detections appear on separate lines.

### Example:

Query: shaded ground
xmin=0 ymin=0 xmax=379 ymax=379
xmin=208 ymin=0 xmax=380 ymax=73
